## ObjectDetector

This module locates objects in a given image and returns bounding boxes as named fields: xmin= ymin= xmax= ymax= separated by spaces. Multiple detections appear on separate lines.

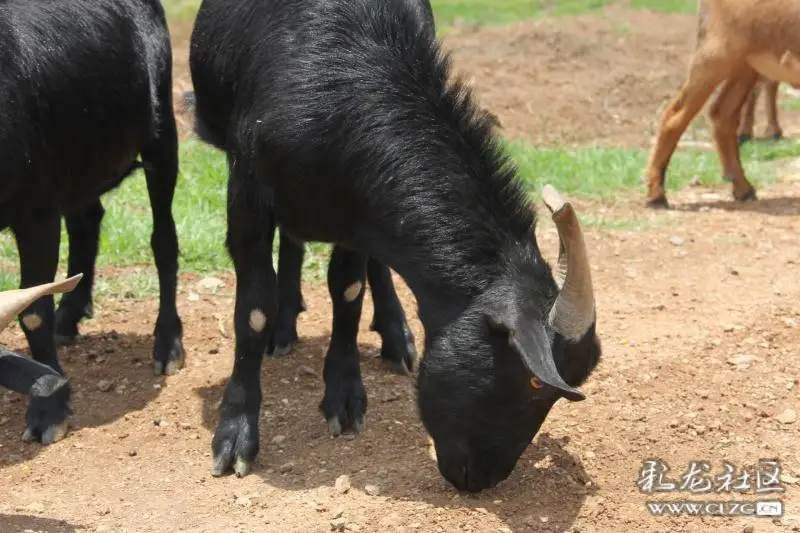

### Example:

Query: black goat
xmin=190 ymin=0 xmax=601 ymax=492
xmin=0 ymin=0 xmax=184 ymax=442
xmin=0 ymin=275 xmax=82 ymax=444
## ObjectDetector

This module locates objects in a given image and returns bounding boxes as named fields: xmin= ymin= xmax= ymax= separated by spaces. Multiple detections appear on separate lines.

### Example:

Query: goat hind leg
xmin=709 ymin=71 xmax=759 ymax=202
xmin=737 ymin=83 xmax=759 ymax=145
xmin=142 ymin=109 xmax=185 ymax=376
xmin=763 ymin=80 xmax=783 ymax=140
xmin=55 ymin=199 xmax=105 ymax=345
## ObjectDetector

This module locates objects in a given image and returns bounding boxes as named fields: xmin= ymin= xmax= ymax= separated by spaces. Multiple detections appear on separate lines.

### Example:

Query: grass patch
xmin=629 ymin=0 xmax=696 ymax=14
xmin=505 ymin=138 xmax=800 ymax=201
xmin=161 ymin=0 xmax=699 ymax=30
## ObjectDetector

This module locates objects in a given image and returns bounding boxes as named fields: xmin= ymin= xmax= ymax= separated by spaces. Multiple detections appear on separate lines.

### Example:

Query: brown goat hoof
xmin=646 ymin=196 xmax=669 ymax=209
xmin=735 ymin=189 xmax=758 ymax=202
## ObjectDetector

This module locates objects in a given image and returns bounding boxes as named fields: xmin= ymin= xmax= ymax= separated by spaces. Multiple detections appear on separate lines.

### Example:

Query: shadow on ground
xmin=0 ymin=331 xmax=164 ymax=466
xmin=0 ymin=514 xmax=84 ymax=532
xmin=195 ymin=333 xmax=594 ymax=532
xmin=677 ymin=194 xmax=800 ymax=216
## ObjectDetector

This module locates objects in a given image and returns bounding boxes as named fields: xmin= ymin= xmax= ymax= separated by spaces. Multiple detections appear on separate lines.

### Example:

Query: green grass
xmin=162 ymin=0 xmax=699 ymax=27
xmin=505 ymin=138 xmax=799 ymax=201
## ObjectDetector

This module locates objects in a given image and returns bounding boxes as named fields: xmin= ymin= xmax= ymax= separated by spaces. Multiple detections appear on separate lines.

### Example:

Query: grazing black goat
xmin=0 ymin=0 xmax=184 ymax=442
xmin=190 ymin=0 xmax=601 ymax=492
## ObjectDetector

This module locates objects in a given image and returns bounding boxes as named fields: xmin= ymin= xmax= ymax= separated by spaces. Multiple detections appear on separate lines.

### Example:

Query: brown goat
xmin=738 ymin=79 xmax=782 ymax=143
xmin=643 ymin=0 xmax=800 ymax=207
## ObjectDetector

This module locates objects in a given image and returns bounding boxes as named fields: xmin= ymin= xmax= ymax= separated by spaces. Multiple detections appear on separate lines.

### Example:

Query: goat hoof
xmin=153 ymin=333 xmax=185 ymax=376
xmin=770 ymin=132 xmax=783 ymax=141
xmin=737 ymin=134 xmax=752 ymax=145
xmin=211 ymin=398 xmax=259 ymax=477
xmin=269 ymin=343 xmax=294 ymax=357
xmin=645 ymin=196 xmax=669 ymax=209
xmin=735 ymin=189 xmax=758 ymax=202
xmin=320 ymin=367 xmax=366 ymax=437
xmin=24 ymin=375 xmax=72 ymax=445
xmin=54 ymin=333 xmax=77 ymax=347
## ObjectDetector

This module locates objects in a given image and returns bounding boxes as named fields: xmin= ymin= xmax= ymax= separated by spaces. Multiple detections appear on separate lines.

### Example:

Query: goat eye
xmin=530 ymin=376 xmax=543 ymax=389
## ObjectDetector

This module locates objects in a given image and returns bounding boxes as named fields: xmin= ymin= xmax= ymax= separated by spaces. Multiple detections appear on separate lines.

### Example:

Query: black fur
xmin=0 ymin=0 xmax=184 ymax=442
xmin=190 ymin=0 xmax=601 ymax=491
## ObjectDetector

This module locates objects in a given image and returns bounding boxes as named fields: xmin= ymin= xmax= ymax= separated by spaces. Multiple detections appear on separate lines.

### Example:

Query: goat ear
xmin=484 ymin=302 xmax=585 ymax=402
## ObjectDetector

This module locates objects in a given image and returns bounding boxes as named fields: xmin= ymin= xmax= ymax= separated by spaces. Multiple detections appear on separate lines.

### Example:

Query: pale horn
xmin=540 ymin=185 xmax=595 ymax=340
xmin=0 ymin=274 xmax=83 ymax=329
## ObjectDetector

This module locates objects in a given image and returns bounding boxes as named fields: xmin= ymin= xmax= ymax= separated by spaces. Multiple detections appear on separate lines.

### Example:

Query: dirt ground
xmin=2 ymin=6 xmax=800 ymax=533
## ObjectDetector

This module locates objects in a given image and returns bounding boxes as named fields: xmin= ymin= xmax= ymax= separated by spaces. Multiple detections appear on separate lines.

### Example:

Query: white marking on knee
xmin=22 ymin=313 xmax=42 ymax=331
xmin=344 ymin=281 xmax=363 ymax=303
xmin=249 ymin=309 xmax=267 ymax=333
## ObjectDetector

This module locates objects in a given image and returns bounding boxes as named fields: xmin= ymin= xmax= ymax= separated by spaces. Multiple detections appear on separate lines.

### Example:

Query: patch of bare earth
xmin=2 ymin=6 xmax=800 ymax=533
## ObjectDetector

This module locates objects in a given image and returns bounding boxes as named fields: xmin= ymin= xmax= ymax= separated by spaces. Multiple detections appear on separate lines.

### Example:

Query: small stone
xmin=585 ymin=451 xmax=596 ymax=459
xmin=669 ymin=236 xmax=684 ymax=246
xmin=743 ymin=526 xmax=754 ymax=533
xmin=364 ymin=484 xmax=380 ymax=496
xmin=198 ymin=277 xmax=224 ymax=291
xmin=235 ymin=496 xmax=251 ymax=507
xmin=775 ymin=409 xmax=797 ymax=424
xmin=26 ymin=502 xmax=45 ymax=513
xmin=296 ymin=365 xmax=318 ymax=378
xmin=187 ymin=292 xmax=200 ymax=302
xmin=781 ymin=473 xmax=800 ymax=485
xmin=154 ymin=418 xmax=168 ymax=427
xmin=127 ymin=450 xmax=137 ymax=457
xmin=331 ymin=509 xmax=344 ymax=520
xmin=272 ymin=435 xmax=287 ymax=445
xmin=727 ymin=354 xmax=755 ymax=367
xmin=345 ymin=524 xmax=361 ymax=532
xmin=279 ymin=462 xmax=294 ymax=474
xmin=97 ymin=380 xmax=114 ymax=392
xmin=335 ymin=475 xmax=351 ymax=494
xmin=330 ymin=518 xmax=346 ymax=532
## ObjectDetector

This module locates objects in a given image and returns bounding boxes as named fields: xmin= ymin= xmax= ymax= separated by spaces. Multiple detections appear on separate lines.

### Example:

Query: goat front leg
xmin=55 ymin=199 xmax=105 ymax=345
xmin=142 ymin=107 xmax=185 ymax=376
xmin=709 ymin=71 xmax=759 ymax=202
xmin=0 ymin=349 xmax=72 ymax=444
xmin=763 ymin=80 xmax=783 ymax=140
xmin=320 ymin=245 xmax=368 ymax=436
xmin=11 ymin=209 xmax=72 ymax=443
xmin=211 ymin=157 xmax=277 ymax=478
xmin=269 ymin=229 xmax=306 ymax=357
xmin=644 ymin=49 xmax=730 ymax=208
xmin=367 ymin=259 xmax=417 ymax=375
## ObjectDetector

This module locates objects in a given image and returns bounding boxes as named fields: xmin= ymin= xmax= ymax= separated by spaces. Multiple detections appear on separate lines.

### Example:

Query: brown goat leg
xmin=708 ymin=71 xmax=759 ymax=202
xmin=644 ymin=52 xmax=729 ymax=208
xmin=737 ymin=82 xmax=759 ymax=144
xmin=763 ymin=80 xmax=782 ymax=139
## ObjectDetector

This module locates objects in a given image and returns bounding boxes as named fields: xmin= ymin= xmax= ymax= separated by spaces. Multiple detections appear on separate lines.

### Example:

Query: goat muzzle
xmin=540 ymin=185 xmax=595 ymax=340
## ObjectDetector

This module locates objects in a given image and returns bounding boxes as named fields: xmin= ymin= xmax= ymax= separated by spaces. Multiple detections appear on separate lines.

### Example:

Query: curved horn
xmin=0 ymin=274 xmax=83 ymax=330
xmin=540 ymin=185 xmax=595 ymax=339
